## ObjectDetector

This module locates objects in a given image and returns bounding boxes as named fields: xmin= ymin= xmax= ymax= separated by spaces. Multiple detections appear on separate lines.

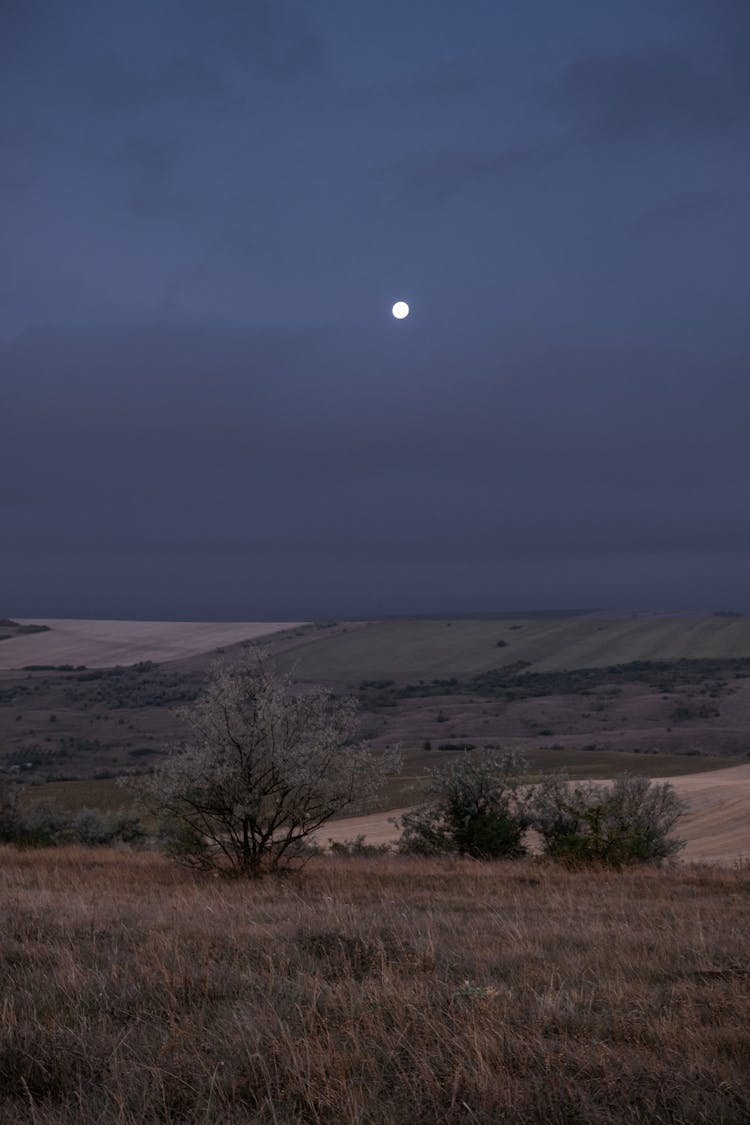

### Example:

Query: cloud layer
xmin=2 ymin=0 xmax=749 ymax=615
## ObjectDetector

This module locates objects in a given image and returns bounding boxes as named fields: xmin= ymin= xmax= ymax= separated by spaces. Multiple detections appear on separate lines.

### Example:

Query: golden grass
xmin=1 ymin=848 xmax=749 ymax=1123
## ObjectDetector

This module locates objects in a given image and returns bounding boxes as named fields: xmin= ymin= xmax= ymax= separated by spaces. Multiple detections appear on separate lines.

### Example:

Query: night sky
xmin=3 ymin=0 xmax=749 ymax=619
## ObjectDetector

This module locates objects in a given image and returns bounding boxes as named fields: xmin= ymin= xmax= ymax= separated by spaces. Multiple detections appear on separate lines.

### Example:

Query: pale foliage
xmin=140 ymin=658 xmax=398 ymax=875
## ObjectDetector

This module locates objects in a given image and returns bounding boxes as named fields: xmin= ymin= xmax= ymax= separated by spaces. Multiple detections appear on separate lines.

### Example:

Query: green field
xmin=282 ymin=614 xmax=750 ymax=682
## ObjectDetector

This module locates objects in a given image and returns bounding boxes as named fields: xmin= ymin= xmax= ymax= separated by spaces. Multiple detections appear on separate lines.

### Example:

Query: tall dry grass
xmin=1 ymin=846 xmax=749 ymax=1123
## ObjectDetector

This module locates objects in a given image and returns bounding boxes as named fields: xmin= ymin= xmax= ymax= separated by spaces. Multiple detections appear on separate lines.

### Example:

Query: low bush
xmin=0 ymin=782 xmax=22 ymax=842
xmin=328 ymin=835 xmax=390 ymax=858
xmin=397 ymin=759 xmax=686 ymax=868
xmin=531 ymin=774 xmax=686 ymax=866
xmin=397 ymin=751 xmax=531 ymax=859
xmin=0 ymin=785 xmax=145 ymax=849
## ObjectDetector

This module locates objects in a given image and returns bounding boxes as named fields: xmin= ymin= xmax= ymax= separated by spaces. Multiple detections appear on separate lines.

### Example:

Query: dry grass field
xmin=1 ymin=848 xmax=749 ymax=1124
xmin=0 ymin=619 xmax=306 ymax=670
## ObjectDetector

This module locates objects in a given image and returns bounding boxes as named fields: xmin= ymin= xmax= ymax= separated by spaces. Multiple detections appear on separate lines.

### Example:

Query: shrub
xmin=328 ymin=835 xmax=390 ymax=858
xmin=12 ymin=803 xmax=71 ymax=847
xmin=530 ymin=774 xmax=686 ymax=866
xmin=0 ymin=785 xmax=146 ymax=848
xmin=69 ymin=808 xmax=146 ymax=847
xmin=0 ymin=782 xmax=22 ymax=842
xmin=397 ymin=751 xmax=530 ymax=859
xmin=138 ymin=657 xmax=399 ymax=876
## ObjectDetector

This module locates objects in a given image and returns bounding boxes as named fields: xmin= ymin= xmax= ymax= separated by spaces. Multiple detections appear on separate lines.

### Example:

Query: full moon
xmin=392 ymin=301 xmax=410 ymax=319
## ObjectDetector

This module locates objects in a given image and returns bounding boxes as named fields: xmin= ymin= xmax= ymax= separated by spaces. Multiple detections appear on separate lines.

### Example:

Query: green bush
xmin=12 ymin=803 xmax=70 ymax=847
xmin=328 ymin=835 xmax=389 ymax=858
xmin=530 ymin=774 xmax=686 ymax=866
xmin=397 ymin=751 xmax=530 ymax=859
xmin=0 ymin=787 xmax=146 ymax=849
xmin=0 ymin=782 xmax=22 ymax=842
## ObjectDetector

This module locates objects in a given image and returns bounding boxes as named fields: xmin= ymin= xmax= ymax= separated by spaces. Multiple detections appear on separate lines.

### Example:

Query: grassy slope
xmin=1 ymin=848 xmax=749 ymax=1124
xmin=6 ymin=614 xmax=750 ymax=682
xmin=283 ymin=615 xmax=750 ymax=681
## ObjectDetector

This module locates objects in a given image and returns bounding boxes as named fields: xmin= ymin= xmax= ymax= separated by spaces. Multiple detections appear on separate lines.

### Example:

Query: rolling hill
xmin=282 ymin=614 xmax=750 ymax=681
xmin=0 ymin=618 xmax=306 ymax=670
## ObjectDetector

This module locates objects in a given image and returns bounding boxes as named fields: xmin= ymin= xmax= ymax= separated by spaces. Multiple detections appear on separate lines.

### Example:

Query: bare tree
xmin=139 ymin=658 xmax=398 ymax=876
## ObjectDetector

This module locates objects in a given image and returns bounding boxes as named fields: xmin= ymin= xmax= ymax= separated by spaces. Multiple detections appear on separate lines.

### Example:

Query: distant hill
xmin=2 ymin=613 xmax=750 ymax=792
xmin=0 ymin=618 xmax=307 ymax=670
xmin=280 ymin=614 xmax=750 ymax=681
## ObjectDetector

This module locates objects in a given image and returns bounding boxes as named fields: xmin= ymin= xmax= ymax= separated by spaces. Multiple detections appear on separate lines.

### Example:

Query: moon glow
xmin=391 ymin=301 xmax=410 ymax=319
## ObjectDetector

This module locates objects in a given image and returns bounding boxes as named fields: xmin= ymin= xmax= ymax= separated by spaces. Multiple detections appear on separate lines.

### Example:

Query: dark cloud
xmin=74 ymin=53 xmax=231 ymax=117
xmin=379 ymin=139 xmax=564 ymax=207
xmin=0 ymin=0 xmax=66 ymax=63
xmin=2 ymin=1 xmax=749 ymax=616
xmin=1 ymin=0 xmax=327 ymax=125
xmin=381 ymin=2 xmax=750 ymax=207
xmin=118 ymin=136 xmax=184 ymax=218
xmin=378 ymin=54 xmax=505 ymax=102
xmin=3 ymin=322 xmax=748 ymax=616
xmin=199 ymin=0 xmax=328 ymax=78
xmin=550 ymin=44 xmax=748 ymax=142
xmin=553 ymin=0 xmax=750 ymax=142
xmin=71 ymin=2 xmax=327 ymax=119
xmin=693 ymin=0 xmax=750 ymax=47
xmin=636 ymin=187 xmax=749 ymax=228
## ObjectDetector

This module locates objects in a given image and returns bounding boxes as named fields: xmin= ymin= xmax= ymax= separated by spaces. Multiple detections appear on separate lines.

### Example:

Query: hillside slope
xmin=284 ymin=615 xmax=750 ymax=681
xmin=0 ymin=618 xmax=306 ymax=670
